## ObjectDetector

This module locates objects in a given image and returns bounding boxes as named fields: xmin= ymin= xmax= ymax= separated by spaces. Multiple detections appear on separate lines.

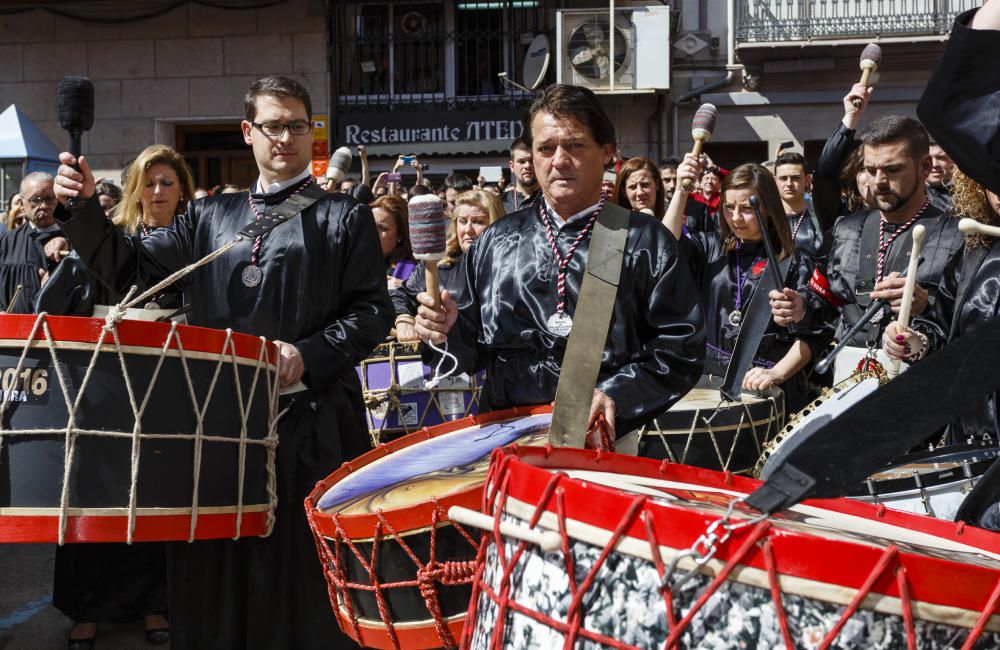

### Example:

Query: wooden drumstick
xmin=853 ymin=44 xmax=882 ymax=108
xmin=958 ymin=217 xmax=1000 ymax=239
xmin=408 ymin=195 xmax=448 ymax=311
xmin=447 ymin=506 xmax=562 ymax=552
xmin=680 ymin=104 xmax=718 ymax=193
xmin=888 ymin=224 xmax=925 ymax=378
xmin=5 ymin=285 xmax=22 ymax=313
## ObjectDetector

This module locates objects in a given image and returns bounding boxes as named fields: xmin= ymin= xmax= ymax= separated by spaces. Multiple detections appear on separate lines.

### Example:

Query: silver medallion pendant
xmin=242 ymin=264 xmax=263 ymax=288
xmin=547 ymin=312 xmax=573 ymax=337
xmin=728 ymin=309 xmax=743 ymax=326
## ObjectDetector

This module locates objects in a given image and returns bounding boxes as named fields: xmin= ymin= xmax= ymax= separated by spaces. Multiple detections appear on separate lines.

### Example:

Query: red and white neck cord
xmin=538 ymin=193 xmax=605 ymax=315
xmin=876 ymin=197 xmax=930 ymax=281
xmin=246 ymin=176 xmax=314 ymax=266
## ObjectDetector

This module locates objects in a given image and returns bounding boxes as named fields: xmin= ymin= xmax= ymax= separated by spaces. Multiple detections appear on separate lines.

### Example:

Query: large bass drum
xmin=850 ymin=443 xmax=1000 ymax=520
xmin=0 ymin=313 xmax=278 ymax=543
xmin=465 ymin=444 xmax=1000 ymax=649
xmin=305 ymin=405 xmax=551 ymax=649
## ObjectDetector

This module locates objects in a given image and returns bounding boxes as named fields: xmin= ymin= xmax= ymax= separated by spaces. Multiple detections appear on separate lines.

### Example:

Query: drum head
xmin=317 ymin=408 xmax=552 ymax=516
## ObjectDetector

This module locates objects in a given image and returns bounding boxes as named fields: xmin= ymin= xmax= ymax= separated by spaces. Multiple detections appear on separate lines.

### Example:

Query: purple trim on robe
xmin=390 ymin=259 xmax=417 ymax=281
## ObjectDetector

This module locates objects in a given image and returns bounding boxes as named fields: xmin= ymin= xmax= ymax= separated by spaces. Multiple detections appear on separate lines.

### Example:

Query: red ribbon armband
xmin=808 ymin=268 xmax=845 ymax=308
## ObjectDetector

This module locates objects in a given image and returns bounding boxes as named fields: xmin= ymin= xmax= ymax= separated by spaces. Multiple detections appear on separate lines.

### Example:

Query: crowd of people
xmin=0 ymin=1 xmax=996 ymax=646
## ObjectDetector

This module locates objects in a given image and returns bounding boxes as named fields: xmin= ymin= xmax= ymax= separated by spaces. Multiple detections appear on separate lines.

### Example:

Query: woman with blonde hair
xmin=42 ymin=144 xmax=195 ymax=649
xmin=113 ymin=144 xmax=196 ymax=235
xmin=391 ymin=189 xmax=503 ymax=342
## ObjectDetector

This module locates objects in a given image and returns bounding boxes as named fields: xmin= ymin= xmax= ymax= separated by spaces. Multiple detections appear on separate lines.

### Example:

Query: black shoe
xmin=68 ymin=624 xmax=97 ymax=650
xmin=145 ymin=627 xmax=170 ymax=645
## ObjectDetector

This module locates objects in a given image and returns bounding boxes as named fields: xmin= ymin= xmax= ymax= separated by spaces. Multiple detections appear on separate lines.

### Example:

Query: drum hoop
xmin=482 ymin=446 xmax=1000 ymax=630
xmin=0 ymin=314 xmax=278 ymax=362
xmin=305 ymin=404 xmax=552 ymax=539
xmin=0 ymin=312 xmax=281 ymax=545
xmin=753 ymin=369 xmax=884 ymax=477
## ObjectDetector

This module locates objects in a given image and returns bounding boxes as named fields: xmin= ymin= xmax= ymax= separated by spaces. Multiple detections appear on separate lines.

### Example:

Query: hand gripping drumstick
xmin=853 ymin=43 xmax=882 ymax=108
xmin=680 ymin=104 xmax=718 ymax=193
xmin=958 ymin=217 xmax=1000 ymax=239
xmin=408 ymin=195 xmax=448 ymax=311
xmin=887 ymin=224 xmax=925 ymax=378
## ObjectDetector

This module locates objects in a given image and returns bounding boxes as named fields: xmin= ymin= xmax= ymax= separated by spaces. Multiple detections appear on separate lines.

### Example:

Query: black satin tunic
xmin=440 ymin=204 xmax=705 ymax=434
xmin=0 ymin=224 xmax=64 ymax=313
xmin=804 ymin=204 xmax=964 ymax=346
xmin=390 ymin=253 xmax=470 ymax=317
xmin=55 ymin=185 xmax=393 ymax=650
xmin=687 ymin=232 xmax=819 ymax=411
xmin=911 ymin=240 xmax=1000 ymax=440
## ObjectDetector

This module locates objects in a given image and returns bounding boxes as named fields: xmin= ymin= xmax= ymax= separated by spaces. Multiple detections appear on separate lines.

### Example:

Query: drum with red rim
xmin=0 ymin=313 xmax=279 ymax=543
xmin=305 ymin=405 xmax=552 ymax=650
xmin=464 ymin=444 xmax=1000 ymax=649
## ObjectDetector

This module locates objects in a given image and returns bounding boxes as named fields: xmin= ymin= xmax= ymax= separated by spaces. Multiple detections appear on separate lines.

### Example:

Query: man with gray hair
xmin=0 ymin=172 xmax=69 ymax=311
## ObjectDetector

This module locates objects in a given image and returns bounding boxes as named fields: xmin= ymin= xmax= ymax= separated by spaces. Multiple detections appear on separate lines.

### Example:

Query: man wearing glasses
xmin=0 ymin=172 xmax=69 ymax=312
xmin=53 ymin=76 xmax=393 ymax=649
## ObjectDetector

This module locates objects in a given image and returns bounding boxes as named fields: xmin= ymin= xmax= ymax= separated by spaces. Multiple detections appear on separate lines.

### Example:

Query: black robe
xmin=435 ymin=204 xmax=705 ymax=434
xmin=40 ymin=227 xmax=179 ymax=629
xmin=55 ymin=183 xmax=393 ymax=650
xmin=501 ymin=188 xmax=541 ymax=214
xmin=803 ymin=203 xmax=964 ymax=347
xmin=0 ymin=223 xmax=64 ymax=313
xmin=918 ymin=8 xmax=1000 ymax=195
xmin=910 ymin=240 xmax=1000 ymax=441
xmin=687 ymin=232 xmax=820 ymax=412
xmin=812 ymin=122 xmax=856 ymax=231
xmin=389 ymin=253 xmax=470 ymax=317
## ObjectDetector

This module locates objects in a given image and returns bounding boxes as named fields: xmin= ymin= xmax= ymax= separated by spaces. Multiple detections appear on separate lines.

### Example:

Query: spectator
xmin=391 ymin=189 xmax=503 ymax=341
xmin=95 ymin=181 xmax=123 ymax=219
xmin=926 ymin=140 xmax=956 ymax=212
xmin=371 ymin=194 xmax=416 ymax=289
xmin=614 ymin=156 xmax=665 ymax=220
xmin=601 ymin=170 xmax=616 ymax=197
xmin=684 ymin=156 xmax=727 ymax=232
xmin=501 ymin=137 xmax=541 ymax=213
xmin=4 ymin=193 xmax=24 ymax=231
xmin=443 ymin=172 xmax=474 ymax=216
xmin=659 ymin=156 xmax=681 ymax=202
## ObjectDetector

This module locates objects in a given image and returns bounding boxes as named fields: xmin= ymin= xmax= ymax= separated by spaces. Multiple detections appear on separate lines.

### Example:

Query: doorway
xmin=175 ymin=124 xmax=256 ymax=190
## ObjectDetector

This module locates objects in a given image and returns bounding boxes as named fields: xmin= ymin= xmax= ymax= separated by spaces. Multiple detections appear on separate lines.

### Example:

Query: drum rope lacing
xmin=0 ymin=311 xmax=281 ymax=544
xmin=359 ymin=342 xmax=483 ymax=446
xmin=308 ymin=498 xmax=481 ymax=650
xmin=464 ymin=451 xmax=1000 ymax=650
xmin=644 ymin=393 xmax=781 ymax=475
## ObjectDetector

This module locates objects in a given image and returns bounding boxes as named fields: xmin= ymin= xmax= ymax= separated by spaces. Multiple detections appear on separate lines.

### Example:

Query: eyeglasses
xmin=251 ymin=121 xmax=312 ymax=137
xmin=26 ymin=194 xmax=57 ymax=207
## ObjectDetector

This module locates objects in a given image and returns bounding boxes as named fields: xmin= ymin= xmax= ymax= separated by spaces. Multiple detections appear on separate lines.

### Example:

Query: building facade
xmin=0 ymin=0 xmax=973 ymax=196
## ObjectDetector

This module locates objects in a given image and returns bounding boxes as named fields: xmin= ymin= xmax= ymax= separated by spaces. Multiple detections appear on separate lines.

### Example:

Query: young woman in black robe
xmin=40 ymin=145 xmax=194 ymax=650
xmin=664 ymin=158 xmax=822 ymax=413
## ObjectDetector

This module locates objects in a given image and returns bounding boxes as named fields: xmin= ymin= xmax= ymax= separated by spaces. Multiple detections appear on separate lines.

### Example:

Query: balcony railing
xmin=736 ymin=0 xmax=979 ymax=43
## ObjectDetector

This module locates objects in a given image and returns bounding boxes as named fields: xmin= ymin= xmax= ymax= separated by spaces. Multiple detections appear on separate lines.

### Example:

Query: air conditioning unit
xmin=556 ymin=6 xmax=671 ymax=93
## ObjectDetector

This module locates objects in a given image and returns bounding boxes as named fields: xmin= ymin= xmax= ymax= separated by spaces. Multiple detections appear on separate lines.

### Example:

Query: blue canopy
xmin=0 ymin=104 xmax=61 ymax=172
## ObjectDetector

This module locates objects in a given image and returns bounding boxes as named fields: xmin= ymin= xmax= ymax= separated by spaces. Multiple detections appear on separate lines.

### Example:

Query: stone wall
xmin=0 ymin=0 xmax=327 ymax=177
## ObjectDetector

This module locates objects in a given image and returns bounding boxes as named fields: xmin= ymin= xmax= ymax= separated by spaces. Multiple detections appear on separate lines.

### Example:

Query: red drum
xmin=464 ymin=445 xmax=1000 ymax=649
xmin=305 ymin=405 xmax=551 ymax=649
xmin=0 ymin=314 xmax=279 ymax=543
